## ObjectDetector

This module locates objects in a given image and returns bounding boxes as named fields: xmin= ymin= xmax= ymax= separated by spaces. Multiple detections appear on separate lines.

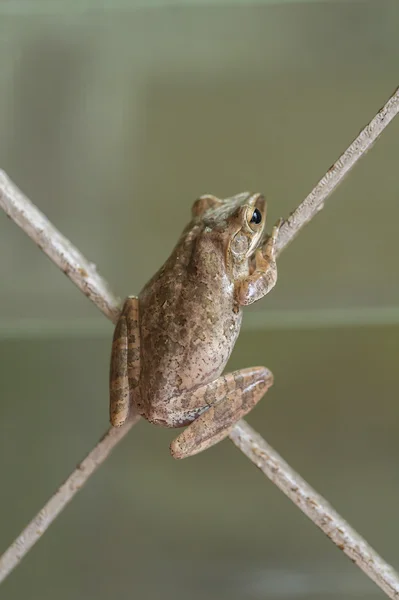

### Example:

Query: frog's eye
xmin=247 ymin=207 xmax=262 ymax=231
xmin=250 ymin=208 xmax=262 ymax=224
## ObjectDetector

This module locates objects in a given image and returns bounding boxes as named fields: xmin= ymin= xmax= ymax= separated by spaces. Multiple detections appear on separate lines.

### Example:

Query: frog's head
xmin=193 ymin=192 xmax=267 ymax=263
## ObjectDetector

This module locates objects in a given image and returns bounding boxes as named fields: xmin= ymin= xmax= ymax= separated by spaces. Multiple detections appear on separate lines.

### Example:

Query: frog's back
xmin=138 ymin=230 xmax=242 ymax=411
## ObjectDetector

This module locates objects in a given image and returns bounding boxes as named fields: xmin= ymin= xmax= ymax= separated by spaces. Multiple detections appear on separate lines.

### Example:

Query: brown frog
xmin=110 ymin=192 xmax=282 ymax=459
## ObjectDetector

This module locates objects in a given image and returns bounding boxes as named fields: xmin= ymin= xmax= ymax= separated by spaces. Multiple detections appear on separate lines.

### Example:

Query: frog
xmin=110 ymin=192 xmax=282 ymax=459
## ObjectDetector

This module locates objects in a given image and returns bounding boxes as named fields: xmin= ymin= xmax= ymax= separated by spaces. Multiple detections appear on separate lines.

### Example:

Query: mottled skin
xmin=110 ymin=192 xmax=282 ymax=459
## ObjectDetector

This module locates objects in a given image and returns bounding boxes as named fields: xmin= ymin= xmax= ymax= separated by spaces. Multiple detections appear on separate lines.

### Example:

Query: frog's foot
xmin=170 ymin=366 xmax=273 ymax=459
xmin=109 ymin=296 xmax=141 ymax=427
xmin=237 ymin=218 xmax=283 ymax=306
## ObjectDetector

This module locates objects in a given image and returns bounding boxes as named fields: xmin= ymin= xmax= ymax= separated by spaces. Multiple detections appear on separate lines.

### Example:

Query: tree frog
xmin=110 ymin=192 xmax=282 ymax=459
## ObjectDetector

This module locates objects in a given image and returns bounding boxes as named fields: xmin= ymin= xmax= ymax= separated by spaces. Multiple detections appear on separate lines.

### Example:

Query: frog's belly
xmin=139 ymin=309 xmax=243 ymax=416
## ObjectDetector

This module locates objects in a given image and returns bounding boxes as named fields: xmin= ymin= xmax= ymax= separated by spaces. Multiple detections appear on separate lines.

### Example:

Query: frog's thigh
xmin=170 ymin=366 xmax=273 ymax=459
xmin=109 ymin=296 xmax=140 ymax=427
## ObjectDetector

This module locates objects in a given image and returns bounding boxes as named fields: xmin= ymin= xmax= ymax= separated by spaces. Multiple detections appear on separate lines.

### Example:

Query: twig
xmin=0 ymin=414 xmax=139 ymax=583
xmin=275 ymin=85 xmax=399 ymax=254
xmin=230 ymin=421 xmax=399 ymax=599
xmin=0 ymin=171 xmax=121 ymax=323
xmin=1 ymin=84 xmax=399 ymax=595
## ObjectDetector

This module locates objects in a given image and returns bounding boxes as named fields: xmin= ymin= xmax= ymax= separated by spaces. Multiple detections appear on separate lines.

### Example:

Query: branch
xmin=230 ymin=421 xmax=399 ymax=599
xmin=1 ymin=84 xmax=399 ymax=595
xmin=275 ymin=84 xmax=399 ymax=254
xmin=0 ymin=414 xmax=139 ymax=582
xmin=0 ymin=171 xmax=121 ymax=323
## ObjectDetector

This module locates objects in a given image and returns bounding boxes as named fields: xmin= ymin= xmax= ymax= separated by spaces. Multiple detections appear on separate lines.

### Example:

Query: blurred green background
xmin=1 ymin=1 xmax=399 ymax=598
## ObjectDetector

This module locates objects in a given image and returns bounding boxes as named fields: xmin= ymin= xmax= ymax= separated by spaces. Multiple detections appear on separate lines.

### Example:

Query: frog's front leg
xmin=169 ymin=366 xmax=273 ymax=459
xmin=109 ymin=296 xmax=141 ymax=427
xmin=238 ymin=218 xmax=283 ymax=306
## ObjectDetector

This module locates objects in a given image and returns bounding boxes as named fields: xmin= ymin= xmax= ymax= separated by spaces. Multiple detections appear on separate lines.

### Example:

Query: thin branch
xmin=275 ymin=84 xmax=399 ymax=254
xmin=0 ymin=170 xmax=121 ymax=323
xmin=1 ymin=83 xmax=399 ymax=595
xmin=0 ymin=414 xmax=139 ymax=583
xmin=230 ymin=421 xmax=399 ymax=599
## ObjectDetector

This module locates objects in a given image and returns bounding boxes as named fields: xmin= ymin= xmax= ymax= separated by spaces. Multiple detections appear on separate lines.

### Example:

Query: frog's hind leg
xmin=170 ymin=366 xmax=273 ymax=459
xmin=109 ymin=296 xmax=140 ymax=427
